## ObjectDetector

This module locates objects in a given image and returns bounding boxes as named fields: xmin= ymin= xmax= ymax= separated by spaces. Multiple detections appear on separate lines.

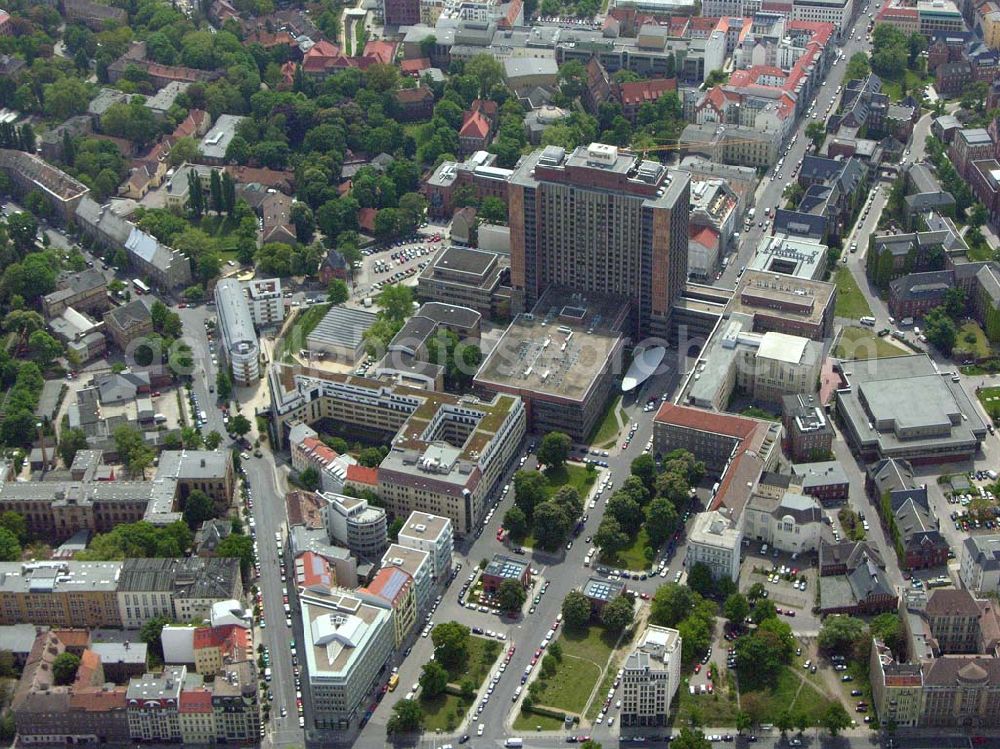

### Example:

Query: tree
xmin=465 ymin=54 xmax=504 ymax=96
xmin=0 ymin=528 xmax=20 ymax=561
xmin=419 ymin=659 xmax=449 ymax=697
xmin=113 ymin=425 xmax=154 ymax=478
xmin=497 ymin=578 xmax=527 ymax=611
xmin=204 ymin=431 xmax=222 ymax=450
xmin=182 ymin=489 xmax=215 ymax=528
xmin=806 ymin=120 xmax=827 ymax=149
xmin=821 ymin=703 xmax=851 ymax=736
xmin=776 ymin=709 xmax=794 ymax=735
xmin=299 ymin=466 xmax=320 ymax=491
xmin=846 ymin=52 xmax=871 ymax=80
xmin=58 ymin=427 xmax=90 ymax=467
xmin=479 ymin=196 xmax=507 ymax=224
xmin=53 ymin=652 xmax=81 ymax=686
xmin=562 ymin=590 xmax=592 ymax=629
xmin=818 ymin=615 xmax=866 ymax=656
xmin=376 ymin=284 xmax=414 ymax=322
xmin=630 ymin=454 xmax=657 ymax=493
xmin=7 ymin=212 xmax=38 ymax=253
xmin=139 ymin=615 xmax=172 ymax=660
xmin=687 ymin=562 xmax=715 ymax=598
xmin=944 ymin=286 xmax=967 ymax=318
xmin=532 ymin=500 xmax=571 ymax=550
xmin=326 ymin=279 xmax=350 ymax=305
xmin=794 ymin=711 xmax=810 ymax=734
xmin=216 ymin=369 xmax=232 ymax=401
xmin=601 ymin=594 xmax=634 ymax=633
xmin=751 ymin=599 xmax=777 ymax=624
xmin=646 ymin=497 xmax=678 ymax=547
xmin=650 ymin=584 xmax=694 ymax=627
xmin=430 ymin=621 xmax=470 ymax=669
xmin=0 ymin=512 xmax=27 ymax=545
xmin=230 ymin=414 xmax=251 ymax=437
xmin=670 ymin=728 xmax=711 ymax=749
xmin=723 ymin=593 xmax=750 ymax=625
xmin=871 ymin=612 xmax=906 ymax=658
xmin=513 ymin=470 xmax=548 ymax=519
xmin=736 ymin=711 xmax=752 ymax=735
xmin=537 ymin=431 xmax=572 ymax=468
xmin=593 ymin=515 xmax=628 ymax=557
xmin=503 ymin=505 xmax=528 ymax=538
xmin=386 ymin=699 xmax=423 ymax=735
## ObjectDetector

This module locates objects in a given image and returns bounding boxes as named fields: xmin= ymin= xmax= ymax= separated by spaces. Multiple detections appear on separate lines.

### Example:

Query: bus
xmin=387 ymin=674 xmax=399 ymax=692
xmin=132 ymin=279 xmax=150 ymax=295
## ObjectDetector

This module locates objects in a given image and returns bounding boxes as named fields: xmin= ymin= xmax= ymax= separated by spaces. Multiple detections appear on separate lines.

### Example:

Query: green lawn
xmin=674 ymin=675 xmax=741 ymax=727
xmin=589 ymin=394 xmax=623 ymax=448
xmin=741 ymin=666 xmax=837 ymax=727
xmin=978 ymin=386 xmax=1000 ymax=424
xmin=278 ymin=303 xmax=331 ymax=360
xmin=450 ymin=635 xmax=501 ymax=685
xmin=833 ymin=327 xmax=909 ymax=360
xmin=544 ymin=464 xmax=597 ymax=497
xmin=528 ymin=625 xmax=618 ymax=715
xmin=420 ymin=636 xmax=499 ymax=731
xmin=740 ymin=406 xmax=780 ymax=421
xmin=880 ymin=71 xmax=929 ymax=101
xmin=834 ymin=268 xmax=873 ymax=319
xmin=512 ymin=710 xmax=566 ymax=731
xmin=604 ymin=527 xmax=653 ymax=571
xmin=196 ymin=214 xmax=241 ymax=260
xmin=954 ymin=321 xmax=992 ymax=361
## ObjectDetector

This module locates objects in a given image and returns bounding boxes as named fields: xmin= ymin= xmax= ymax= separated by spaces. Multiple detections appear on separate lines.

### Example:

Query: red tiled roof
xmin=179 ymin=689 xmax=213 ymax=713
xmin=297 ymin=551 xmax=334 ymax=590
xmin=300 ymin=436 xmax=338 ymax=465
xmin=395 ymin=86 xmax=434 ymax=104
xmin=347 ymin=464 xmax=378 ymax=485
xmin=460 ymin=110 xmax=491 ymax=139
xmin=690 ymin=225 xmax=720 ymax=250
xmin=400 ymin=58 xmax=431 ymax=74
xmin=52 ymin=630 xmax=91 ymax=649
xmin=69 ymin=686 xmax=127 ymax=712
xmin=74 ymin=650 xmax=101 ymax=687
xmin=618 ymin=78 xmax=676 ymax=106
xmin=653 ymin=402 xmax=757 ymax=439
xmin=362 ymin=566 xmax=413 ymax=605
xmin=307 ymin=40 xmax=341 ymax=59
xmin=363 ymin=39 xmax=397 ymax=65
xmin=358 ymin=207 xmax=378 ymax=233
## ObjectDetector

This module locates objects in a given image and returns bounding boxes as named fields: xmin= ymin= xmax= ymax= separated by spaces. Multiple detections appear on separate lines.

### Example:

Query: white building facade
xmin=621 ymin=625 xmax=683 ymax=728
xmin=397 ymin=511 xmax=454 ymax=580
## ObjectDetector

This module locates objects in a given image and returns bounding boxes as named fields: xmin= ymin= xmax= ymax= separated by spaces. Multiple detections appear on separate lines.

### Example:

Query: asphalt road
xmin=174 ymin=303 xmax=304 ymax=748
xmin=718 ymin=4 xmax=877 ymax=289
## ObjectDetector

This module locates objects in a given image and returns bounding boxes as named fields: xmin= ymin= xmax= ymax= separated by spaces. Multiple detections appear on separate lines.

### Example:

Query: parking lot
xmin=355 ymin=232 xmax=444 ymax=298
xmin=739 ymin=546 xmax=822 ymax=636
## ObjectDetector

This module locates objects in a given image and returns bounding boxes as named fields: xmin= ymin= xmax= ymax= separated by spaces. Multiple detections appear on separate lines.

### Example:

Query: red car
xmin=535 ymin=649 xmax=542 ymax=658
xmin=508 ymin=647 xmax=516 ymax=658
xmin=694 ymin=663 xmax=701 ymax=674
xmin=640 ymin=592 xmax=650 ymax=600
xmin=531 ymin=657 xmax=538 ymax=666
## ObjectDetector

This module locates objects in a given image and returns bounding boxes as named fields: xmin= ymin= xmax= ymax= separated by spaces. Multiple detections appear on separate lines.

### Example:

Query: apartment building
xmin=507 ymin=143 xmax=689 ymax=339
xmin=792 ymin=0 xmax=854 ymax=32
xmin=782 ymin=393 xmax=835 ymax=462
xmin=214 ymin=278 xmax=260 ymax=386
xmin=116 ymin=557 xmax=242 ymax=629
xmin=950 ymin=128 xmax=995 ymax=179
xmin=0 ymin=149 xmax=89 ymax=224
xmin=397 ymin=511 xmax=453 ymax=580
xmin=301 ymin=589 xmax=395 ymax=730
xmin=244 ymin=277 xmax=285 ymax=329
xmin=42 ymin=269 xmax=109 ymax=319
xmin=381 ymin=544 xmax=432 ymax=614
xmin=0 ymin=449 xmax=231 ymax=543
xmin=269 ymin=364 xmax=525 ymax=535
xmin=961 ymin=534 xmax=1000 ymax=593
xmin=917 ymin=0 xmax=966 ymax=33
xmin=126 ymin=663 xmax=258 ymax=744
xmin=358 ymin=566 xmax=416 ymax=646
xmin=744 ymin=490 xmax=828 ymax=553
xmin=321 ymin=491 xmax=388 ymax=562
xmin=687 ymin=510 xmax=743 ymax=581
xmin=0 ymin=561 xmax=123 ymax=628
xmin=621 ymin=625 xmax=683 ymax=728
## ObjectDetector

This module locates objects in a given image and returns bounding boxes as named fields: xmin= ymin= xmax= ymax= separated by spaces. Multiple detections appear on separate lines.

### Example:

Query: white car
xmin=478 ymin=724 xmax=485 ymax=736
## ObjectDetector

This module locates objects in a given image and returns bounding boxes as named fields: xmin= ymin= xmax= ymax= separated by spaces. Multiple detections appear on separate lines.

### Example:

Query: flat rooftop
xmin=432 ymin=245 xmax=498 ymax=279
xmin=475 ymin=289 xmax=624 ymax=404
xmin=728 ymin=270 xmax=835 ymax=328
xmin=306 ymin=306 xmax=378 ymax=350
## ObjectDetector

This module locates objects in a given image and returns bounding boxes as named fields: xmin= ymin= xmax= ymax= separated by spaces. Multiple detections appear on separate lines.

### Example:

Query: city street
xmin=718 ymin=5 xmax=876 ymax=288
